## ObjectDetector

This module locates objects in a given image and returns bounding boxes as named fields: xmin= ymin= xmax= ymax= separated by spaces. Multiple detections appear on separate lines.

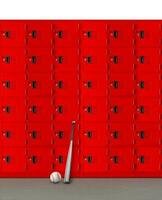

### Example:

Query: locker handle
xmin=3 ymin=106 xmax=10 ymax=113
xmin=57 ymin=131 xmax=63 ymax=139
xmin=138 ymin=106 xmax=144 ymax=114
xmin=57 ymin=56 xmax=63 ymax=64
xmin=3 ymin=56 xmax=10 ymax=64
xmin=113 ymin=30 xmax=118 ymax=38
xmin=86 ymin=31 xmax=92 ymax=38
xmin=4 ymin=156 xmax=10 ymax=163
xmin=30 ymin=131 xmax=37 ymax=139
xmin=31 ymin=56 xmax=37 ymax=64
xmin=57 ymin=31 xmax=63 ymax=38
xmin=113 ymin=156 xmax=118 ymax=164
xmin=31 ymin=156 xmax=37 ymax=164
xmin=112 ymin=106 xmax=118 ymax=113
xmin=87 ymin=106 xmax=92 ymax=113
xmin=57 ymin=106 xmax=63 ymax=113
xmin=138 ymin=81 xmax=144 ymax=89
xmin=58 ymin=155 xmax=63 ymax=163
xmin=2 ymin=80 xmax=10 ymax=88
xmin=3 ymin=131 xmax=11 ymax=138
xmin=86 ymin=131 xmax=92 ymax=138
xmin=87 ymin=156 xmax=92 ymax=163
xmin=139 ymin=30 xmax=144 ymax=39
xmin=30 ymin=30 xmax=37 ymax=38
xmin=113 ymin=131 xmax=118 ymax=139
xmin=113 ymin=56 xmax=118 ymax=64
xmin=30 ymin=81 xmax=37 ymax=89
xmin=30 ymin=106 xmax=37 ymax=113
xmin=139 ymin=131 xmax=145 ymax=139
xmin=139 ymin=56 xmax=144 ymax=64
xmin=86 ymin=56 xmax=92 ymax=63
xmin=139 ymin=156 xmax=145 ymax=164
xmin=3 ymin=31 xmax=10 ymax=38
xmin=112 ymin=80 xmax=118 ymax=89
xmin=56 ymin=81 xmax=63 ymax=88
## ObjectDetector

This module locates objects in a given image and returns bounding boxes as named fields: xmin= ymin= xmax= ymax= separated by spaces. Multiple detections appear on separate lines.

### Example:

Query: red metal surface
xmin=0 ymin=20 xmax=162 ymax=178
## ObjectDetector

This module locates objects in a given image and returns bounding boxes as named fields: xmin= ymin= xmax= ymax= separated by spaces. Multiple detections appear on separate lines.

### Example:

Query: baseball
xmin=50 ymin=172 xmax=62 ymax=183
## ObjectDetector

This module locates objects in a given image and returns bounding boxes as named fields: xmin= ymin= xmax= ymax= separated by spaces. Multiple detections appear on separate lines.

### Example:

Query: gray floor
xmin=0 ymin=178 xmax=162 ymax=200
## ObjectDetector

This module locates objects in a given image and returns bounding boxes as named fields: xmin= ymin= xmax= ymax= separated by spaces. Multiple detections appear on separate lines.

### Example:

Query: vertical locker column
xmin=0 ymin=21 xmax=27 ymax=174
xmin=79 ymin=21 xmax=108 ymax=177
xmin=25 ymin=21 xmax=54 ymax=177
xmin=53 ymin=21 xmax=80 ymax=177
xmin=107 ymin=21 xmax=135 ymax=176
xmin=133 ymin=21 xmax=161 ymax=175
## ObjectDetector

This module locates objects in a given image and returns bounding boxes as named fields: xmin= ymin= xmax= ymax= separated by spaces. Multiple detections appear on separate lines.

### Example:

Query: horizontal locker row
xmin=0 ymin=147 xmax=162 ymax=175
xmin=0 ymin=21 xmax=162 ymax=47
xmin=0 ymin=122 xmax=161 ymax=147
xmin=0 ymin=97 xmax=161 ymax=122
xmin=0 ymin=47 xmax=161 ymax=73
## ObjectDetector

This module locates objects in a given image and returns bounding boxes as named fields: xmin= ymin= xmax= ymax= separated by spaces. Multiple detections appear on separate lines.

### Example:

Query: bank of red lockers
xmin=0 ymin=20 xmax=162 ymax=177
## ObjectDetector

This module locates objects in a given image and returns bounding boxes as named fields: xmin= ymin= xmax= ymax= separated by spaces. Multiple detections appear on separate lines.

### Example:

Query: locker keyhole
xmin=31 ymin=156 xmax=37 ymax=164
xmin=31 ymin=106 xmax=37 ymax=113
xmin=3 ymin=31 xmax=10 ymax=38
xmin=31 ymin=56 xmax=37 ymax=64
xmin=87 ymin=155 xmax=92 ymax=163
xmin=139 ymin=56 xmax=144 ymax=64
xmin=138 ymin=106 xmax=144 ymax=114
xmin=57 ymin=81 xmax=63 ymax=88
xmin=139 ymin=131 xmax=145 ymax=139
xmin=113 ymin=131 xmax=118 ymax=139
xmin=5 ymin=131 xmax=11 ymax=138
xmin=31 ymin=81 xmax=37 ymax=89
xmin=31 ymin=131 xmax=37 ymax=139
xmin=113 ymin=156 xmax=118 ymax=164
xmin=31 ymin=30 xmax=37 ymax=38
xmin=113 ymin=56 xmax=118 ymax=64
xmin=139 ymin=156 xmax=145 ymax=164
xmin=113 ymin=105 xmax=118 ymax=113
xmin=87 ymin=81 xmax=92 ymax=88
xmin=3 ymin=56 xmax=10 ymax=64
xmin=86 ymin=31 xmax=92 ymax=38
xmin=58 ymin=56 xmax=63 ymax=64
xmin=87 ymin=56 xmax=92 ymax=63
xmin=139 ymin=81 xmax=144 ymax=89
xmin=58 ymin=155 xmax=63 ymax=163
xmin=113 ymin=80 xmax=118 ymax=89
xmin=58 ymin=106 xmax=63 ymax=113
xmin=87 ymin=106 xmax=92 ymax=113
xmin=139 ymin=31 xmax=144 ymax=39
xmin=87 ymin=131 xmax=92 ymax=138
xmin=4 ymin=106 xmax=10 ymax=113
xmin=113 ymin=30 xmax=118 ymax=38
xmin=58 ymin=131 xmax=63 ymax=139
xmin=3 ymin=80 xmax=10 ymax=88
xmin=5 ymin=156 xmax=11 ymax=163
xmin=57 ymin=31 xmax=63 ymax=38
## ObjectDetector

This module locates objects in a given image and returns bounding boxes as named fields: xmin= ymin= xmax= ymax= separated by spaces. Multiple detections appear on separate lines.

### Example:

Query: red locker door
xmin=81 ymin=122 xmax=108 ymax=147
xmin=0 ymin=48 xmax=25 ymax=73
xmin=27 ymin=73 xmax=53 ymax=97
xmin=54 ymin=147 xmax=80 ymax=177
xmin=54 ymin=21 xmax=79 ymax=47
xmin=54 ymin=72 xmax=79 ymax=97
xmin=1 ymin=147 xmax=26 ymax=172
xmin=54 ymin=97 xmax=79 ymax=122
xmin=82 ymin=147 xmax=108 ymax=176
xmin=135 ymin=73 xmax=160 ymax=97
xmin=27 ymin=97 xmax=53 ymax=122
xmin=0 ymin=97 xmax=26 ymax=122
xmin=1 ymin=123 xmax=26 ymax=147
xmin=108 ymin=21 xmax=133 ymax=47
xmin=81 ymin=72 xmax=107 ymax=97
xmin=108 ymin=48 xmax=134 ymax=73
xmin=109 ymin=73 xmax=134 ymax=97
xmin=25 ymin=21 xmax=52 ymax=47
xmin=134 ymin=21 xmax=161 ymax=47
xmin=27 ymin=123 xmax=53 ymax=146
xmin=134 ymin=123 xmax=160 ymax=146
xmin=135 ymin=98 xmax=160 ymax=122
xmin=81 ymin=97 xmax=108 ymax=122
xmin=134 ymin=48 xmax=160 ymax=73
xmin=0 ymin=73 xmax=26 ymax=97
xmin=109 ymin=97 xmax=135 ymax=122
xmin=53 ymin=121 xmax=79 ymax=146
xmin=27 ymin=147 xmax=53 ymax=174
xmin=109 ymin=123 xmax=133 ymax=146
xmin=135 ymin=147 xmax=161 ymax=172
xmin=26 ymin=48 xmax=53 ymax=73
xmin=109 ymin=147 xmax=133 ymax=172
xmin=80 ymin=21 xmax=107 ymax=47
xmin=80 ymin=48 xmax=107 ymax=73
xmin=54 ymin=48 xmax=78 ymax=73
xmin=0 ymin=21 xmax=25 ymax=47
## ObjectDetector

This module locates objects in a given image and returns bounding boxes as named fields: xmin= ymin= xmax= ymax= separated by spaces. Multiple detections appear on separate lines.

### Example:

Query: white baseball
xmin=50 ymin=172 xmax=62 ymax=183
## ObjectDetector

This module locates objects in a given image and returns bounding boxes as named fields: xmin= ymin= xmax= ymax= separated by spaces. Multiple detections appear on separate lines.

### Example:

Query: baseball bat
xmin=64 ymin=120 xmax=76 ymax=184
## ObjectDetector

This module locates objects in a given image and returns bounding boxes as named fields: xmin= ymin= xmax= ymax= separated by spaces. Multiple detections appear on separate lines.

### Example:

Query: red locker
xmin=27 ymin=147 xmax=53 ymax=173
xmin=82 ymin=147 xmax=108 ymax=175
xmin=25 ymin=22 xmax=52 ymax=47
xmin=109 ymin=123 xmax=133 ymax=146
xmin=134 ymin=147 xmax=161 ymax=172
xmin=54 ymin=97 xmax=79 ymax=122
xmin=81 ymin=72 xmax=107 ymax=97
xmin=108 ymin=21 xmax=133 ymax=47
xmin=54 ymin=72 xmax=79 ymax=97
xmin=0 ymin=21 xmax=25 ymax=47
xmin=80 ymin=21 xmax=107 ymax=47
xmin=81 ymin=122 xmax=108 ymax=147
xmin=27 ymin=123 xmax=53 ymax=146
xmin=0 ymin=123 xmax=26 ymax=147
xmin=54 ymin=21 xmax=79 ymax=47
xmin=27 ymin=97 xmax=53 ymax=122
xmin=0 ymin=73 xmax=26 ymax=97
xmin=109 ymin=147 xmax=133 ymax=172
xmin=27 ymin=73 xmax=53 ymax=97
xmin=0 ymin=147 xmax=26 ymax=172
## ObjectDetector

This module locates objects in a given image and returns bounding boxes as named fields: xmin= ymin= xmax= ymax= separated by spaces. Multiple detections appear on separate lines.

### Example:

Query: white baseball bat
xmin=64 ymin=120 xmax=76 ymax=184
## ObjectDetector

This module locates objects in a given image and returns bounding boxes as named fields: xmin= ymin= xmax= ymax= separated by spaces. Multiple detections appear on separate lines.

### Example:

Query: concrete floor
xmin=0 ymin=178 xmax=162 ymax=200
